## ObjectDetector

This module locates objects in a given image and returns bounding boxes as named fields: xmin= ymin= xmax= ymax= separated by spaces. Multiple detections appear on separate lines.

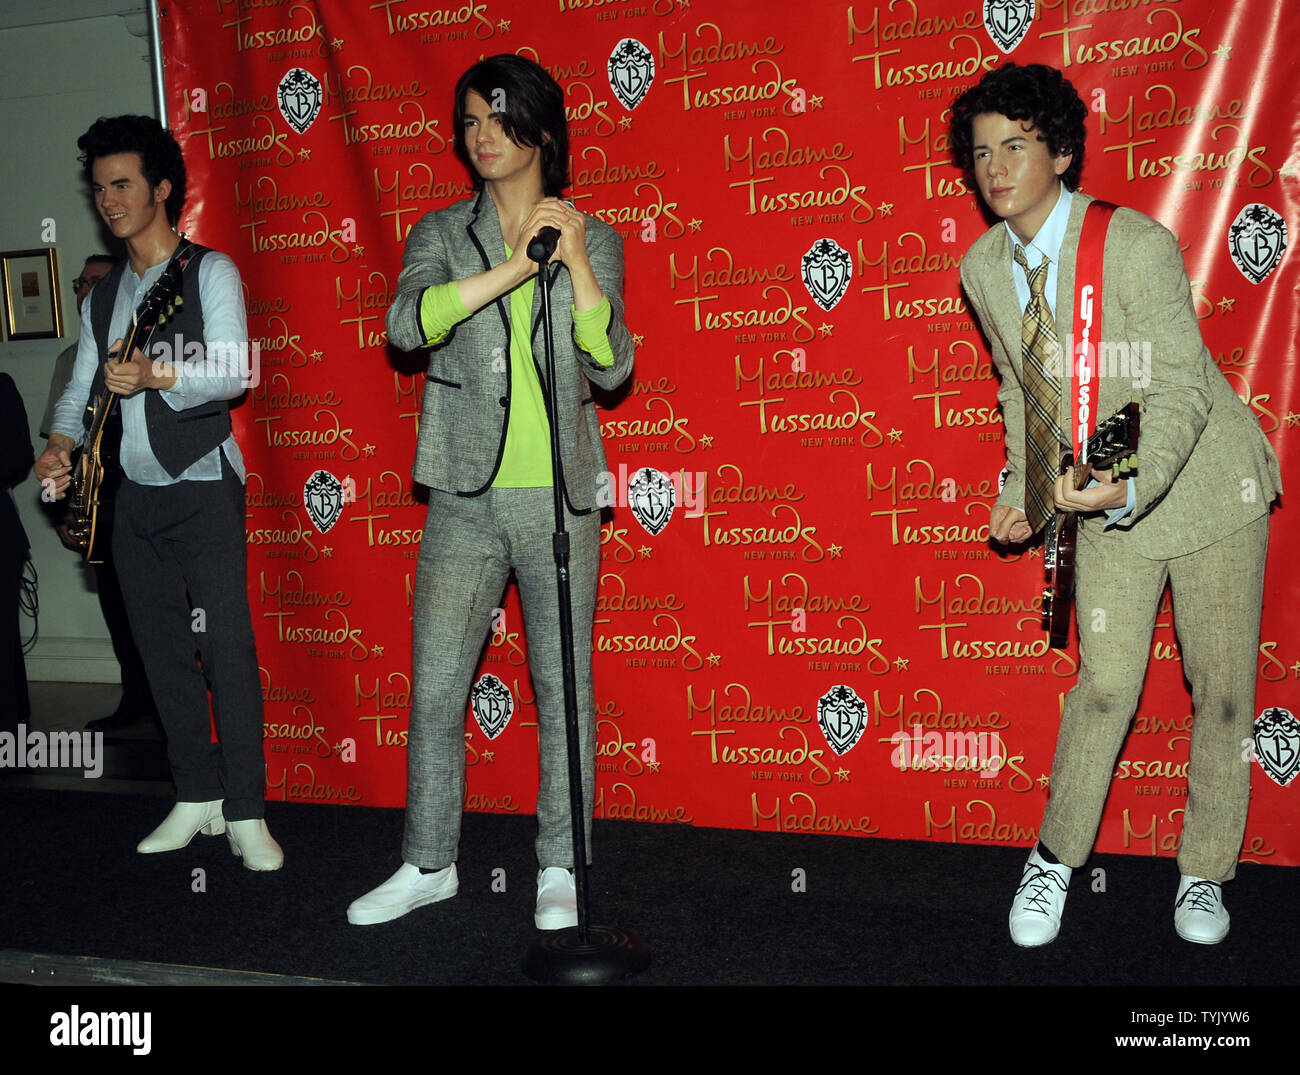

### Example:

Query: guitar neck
xmin=85 ymin=312 xmax=151 ymax=448
xmin=84 ymin=241 xmax=192 ymax=447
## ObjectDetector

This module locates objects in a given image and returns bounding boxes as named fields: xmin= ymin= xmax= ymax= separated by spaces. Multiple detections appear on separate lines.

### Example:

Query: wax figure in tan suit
xmin=951 ymin=64 xmax=1281 ymax=947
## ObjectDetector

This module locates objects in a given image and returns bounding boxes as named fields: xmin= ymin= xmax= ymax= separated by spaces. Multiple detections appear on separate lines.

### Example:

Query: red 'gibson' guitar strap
xmin=1070 ymin=200 xmax=1117 ymax=464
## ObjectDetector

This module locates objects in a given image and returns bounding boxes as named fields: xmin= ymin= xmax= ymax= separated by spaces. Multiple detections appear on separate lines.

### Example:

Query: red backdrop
xmin=157 ymin=0 xmax=1298 ymax=865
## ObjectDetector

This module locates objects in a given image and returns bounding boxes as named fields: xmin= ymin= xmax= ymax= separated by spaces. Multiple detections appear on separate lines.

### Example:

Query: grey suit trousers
xmin=1040 ymin=513 xmax=1269 ymax=881
xmin=112 ymin=458 xmax=266 ymax=820
xmin=402 ymin=486 xmax=600 ymax=870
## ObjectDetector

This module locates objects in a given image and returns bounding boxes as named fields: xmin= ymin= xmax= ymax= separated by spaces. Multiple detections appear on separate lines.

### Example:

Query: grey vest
xmin=88 ymin=245 xmax=232 ymax=478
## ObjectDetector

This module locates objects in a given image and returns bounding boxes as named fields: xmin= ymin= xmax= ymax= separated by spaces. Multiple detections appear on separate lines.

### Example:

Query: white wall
xmin=0 ymin=2 xmax=155 ymax=682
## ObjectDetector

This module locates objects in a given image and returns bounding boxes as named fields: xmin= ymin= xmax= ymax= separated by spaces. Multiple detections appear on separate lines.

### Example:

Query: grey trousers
xmin=402 ymin=487 xmax=600 ymax=870
xmin=112 ymin=461 xmax=266 ymax=820
xmin=1040 ymin=513 xmax=1269 ymax=881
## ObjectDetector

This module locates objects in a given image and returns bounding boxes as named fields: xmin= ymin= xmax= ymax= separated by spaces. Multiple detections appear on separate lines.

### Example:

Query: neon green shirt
xmin=417 ymin=260 xmax=614 ymax=487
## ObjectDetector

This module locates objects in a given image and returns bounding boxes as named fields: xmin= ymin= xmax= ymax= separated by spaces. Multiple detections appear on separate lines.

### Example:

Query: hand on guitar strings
xmin=103 ymin=339 xmax=177 ymax=396
xmin=1054 ymin=466 xmax=1128 ymax=513
xmin=33 ymin=438 xmax=74 ymax=500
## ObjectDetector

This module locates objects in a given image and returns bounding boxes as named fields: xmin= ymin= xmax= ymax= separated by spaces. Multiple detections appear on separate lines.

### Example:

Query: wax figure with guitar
xmin=951 ymin=64 xmax=1281 ymax=946
xmin=40 ymin=255 xmax=159 ymax=735
xmin=34 ymin=114 xmax=281 ymax=870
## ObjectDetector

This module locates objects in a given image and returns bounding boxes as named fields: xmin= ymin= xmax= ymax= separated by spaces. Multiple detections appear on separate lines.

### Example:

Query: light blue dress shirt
xmin=51 ymin=250 xmax=249 ymax=485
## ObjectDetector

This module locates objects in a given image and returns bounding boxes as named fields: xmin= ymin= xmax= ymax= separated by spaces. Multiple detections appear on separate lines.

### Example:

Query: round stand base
xmin=522 ymin=925 xmax=650 ymax=985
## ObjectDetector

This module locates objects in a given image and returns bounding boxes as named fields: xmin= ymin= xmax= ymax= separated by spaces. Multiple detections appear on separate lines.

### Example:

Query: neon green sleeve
xmin=572 ymin=298 xmax=614 ymax=367
xmin=417 ymin=282 xmax=470 ymax=346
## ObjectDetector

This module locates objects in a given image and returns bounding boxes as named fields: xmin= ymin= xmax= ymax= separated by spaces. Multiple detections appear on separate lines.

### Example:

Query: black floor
xmin=3 ymin=683 xmax=1295 ymax=1055
xmin=2 ymin=783 xmax=1295 ymax=987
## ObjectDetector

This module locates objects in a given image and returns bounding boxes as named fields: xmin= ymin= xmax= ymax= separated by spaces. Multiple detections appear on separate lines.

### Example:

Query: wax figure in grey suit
xmin=951 ymin=64 xmax=1281 ymax=947
xmin=349 ymin=55 xmax=633 ymax=930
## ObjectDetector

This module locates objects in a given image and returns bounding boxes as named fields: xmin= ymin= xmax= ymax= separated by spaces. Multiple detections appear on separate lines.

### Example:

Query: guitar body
xmin=64 ymin=241 xmax=193 ymax=562
xmin=1041 ymin=470 xmax=1080 ymax=650
xmin=1040 ymin=402 xmax=1140 ymax=648
xmin=67 ymin=415 xmax=116 ymax=563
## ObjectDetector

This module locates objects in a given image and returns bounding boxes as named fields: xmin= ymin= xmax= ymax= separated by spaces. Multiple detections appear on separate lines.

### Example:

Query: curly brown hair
xmin=949 ymin=64 xmax=1087 ymax=191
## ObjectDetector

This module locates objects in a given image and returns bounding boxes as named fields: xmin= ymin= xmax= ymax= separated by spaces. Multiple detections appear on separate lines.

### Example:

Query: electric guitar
xmin=66 ymin=241 xmax=194 ymax=563
xmin=1041 ymin=401 xmax=1141 ymax=648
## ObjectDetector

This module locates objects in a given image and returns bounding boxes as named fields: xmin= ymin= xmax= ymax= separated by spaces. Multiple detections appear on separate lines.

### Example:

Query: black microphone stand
xmin=521 ymin=228 xmax=649 ymax=985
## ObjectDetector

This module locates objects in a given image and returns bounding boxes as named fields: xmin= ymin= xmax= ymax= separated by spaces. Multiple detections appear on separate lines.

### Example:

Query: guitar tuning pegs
xmin=173 ymin=296 xmax=183 ymax=307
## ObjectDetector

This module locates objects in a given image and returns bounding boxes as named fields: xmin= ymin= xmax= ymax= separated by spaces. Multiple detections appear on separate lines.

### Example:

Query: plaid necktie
xmin=1013 ymin=246 xmax=1065 ymax=534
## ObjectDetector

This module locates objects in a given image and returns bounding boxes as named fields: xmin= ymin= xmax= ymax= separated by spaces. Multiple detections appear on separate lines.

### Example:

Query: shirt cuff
xmin=158 ymin=358 xmax=187 ymax=410
xmin=419 ymin=283 xmax=468 ymax=346
xmin=1103 ymin=479 xmax=1137 ymax=527
xmin=572 ymin=298 xmax=614 ymax=367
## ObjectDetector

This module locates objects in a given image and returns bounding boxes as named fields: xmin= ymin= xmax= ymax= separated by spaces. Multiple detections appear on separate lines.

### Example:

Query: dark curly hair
xmin=77 ymin=115 xmax=187 ymax=226
xmin=949 ymin=64 xmax=1087 ymax=191
xmin=453 ymin=55 xmax=569 ymax=197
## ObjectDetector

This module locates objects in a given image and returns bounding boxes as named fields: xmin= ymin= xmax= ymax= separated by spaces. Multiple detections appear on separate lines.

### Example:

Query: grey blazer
xmin=387 ymin=189 xmax=633 ymax=513
xmin=961 ymin=192 xmax=1281 ymax=559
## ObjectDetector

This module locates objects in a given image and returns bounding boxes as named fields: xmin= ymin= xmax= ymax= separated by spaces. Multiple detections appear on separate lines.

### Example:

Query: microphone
xmin=527 ymin=226 xmax=560 ymax=263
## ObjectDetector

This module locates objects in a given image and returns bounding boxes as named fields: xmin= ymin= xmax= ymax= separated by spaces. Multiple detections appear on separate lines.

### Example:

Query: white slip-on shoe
xmin=347 ymin=863 xmax=458 ymax=925
xmin=535 ymin=867 xmax=578 ymax=930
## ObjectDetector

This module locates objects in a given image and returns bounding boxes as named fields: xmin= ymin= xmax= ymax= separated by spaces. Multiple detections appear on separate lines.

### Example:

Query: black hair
xmin=77 ymin=115 xmax=187 ymax=226
xmin=453 ymin=55 xmax=569 ymax=197
xmin=84 ymin=254 xmax=119 ymax=268
xmin=949 ymin=63 xmax=1087 ymax=191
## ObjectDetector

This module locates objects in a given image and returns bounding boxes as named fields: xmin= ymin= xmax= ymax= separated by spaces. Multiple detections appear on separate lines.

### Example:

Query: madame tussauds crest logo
xmin=628 ymin=467 xmax=675 ymax=535
xmin=596 ymin=465 xmax=704 ymax=535
xmin=608 ymin=38 xmax=655 ymax=110
xmin=303 ymin=470 xmax=344 ymax=533
xmin=278 ymin=68 xmax=322 ymax=134
xmin=472 ymin=673 xmax=513 ymax=740
xmin=983 ymin=0 xmax=1033 ymax=53
xmin=1252 ymin=707 xmax=1299 ymax=787
xmin=801 ymin=238 xmax=852 ymax=311
xmin=1228 ymin=204 xmax=1287 ymax=284
xmin=817 ymin=684 xmax=868 ymax=755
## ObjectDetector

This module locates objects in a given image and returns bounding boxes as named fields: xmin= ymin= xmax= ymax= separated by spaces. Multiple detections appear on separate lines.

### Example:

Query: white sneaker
xmin=1009 ymin=847 xmax=1072 ymax=947
xmin=347 ymin=863 xmax=458 ymax=925
xmin=1175 ymin=876 xmax=1230 ymax=944
xmin=535 ymin=867 xmax=577 ymax=930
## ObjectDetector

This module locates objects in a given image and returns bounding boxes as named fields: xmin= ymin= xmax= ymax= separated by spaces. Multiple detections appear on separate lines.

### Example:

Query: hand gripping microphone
xmin=527 ymin=226 xmax=560 ymax=263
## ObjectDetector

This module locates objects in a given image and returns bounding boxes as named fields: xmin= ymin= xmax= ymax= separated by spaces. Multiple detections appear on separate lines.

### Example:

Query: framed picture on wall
xmin=2 ymin=248 xmax=64 ymax=340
